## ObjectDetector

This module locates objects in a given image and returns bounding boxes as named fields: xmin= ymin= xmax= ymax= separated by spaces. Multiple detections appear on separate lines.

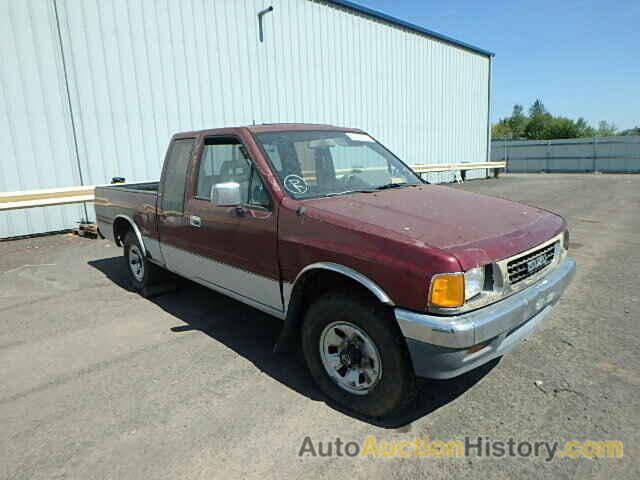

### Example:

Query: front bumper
xmin=395 ymin=256 xmax=576 ymax=379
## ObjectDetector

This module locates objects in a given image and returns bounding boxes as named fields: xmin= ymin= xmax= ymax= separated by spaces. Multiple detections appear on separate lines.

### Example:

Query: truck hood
xmin=303 ymin=185 xmax=565 ymax=270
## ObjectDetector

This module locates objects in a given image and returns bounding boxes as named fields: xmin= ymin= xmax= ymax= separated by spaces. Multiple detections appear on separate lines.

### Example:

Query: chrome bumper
xmin=395 ymin=256 xmax=576 ymax=349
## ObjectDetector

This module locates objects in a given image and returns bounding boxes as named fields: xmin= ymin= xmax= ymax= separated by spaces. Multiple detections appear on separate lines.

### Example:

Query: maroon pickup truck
xmin=95 ymin=124 xmax=575 ymax=417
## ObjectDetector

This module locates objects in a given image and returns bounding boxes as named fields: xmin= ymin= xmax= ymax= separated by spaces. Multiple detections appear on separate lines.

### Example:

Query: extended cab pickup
xmin=95 ymin=124 xmax=575 ymax=417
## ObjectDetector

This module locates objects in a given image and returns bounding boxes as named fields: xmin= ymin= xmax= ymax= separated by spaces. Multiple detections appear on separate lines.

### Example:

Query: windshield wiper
xmin=325 ymin=189 xmax=376 ymax=197
xmin=375 ymin=183 xmax=417 ymax=190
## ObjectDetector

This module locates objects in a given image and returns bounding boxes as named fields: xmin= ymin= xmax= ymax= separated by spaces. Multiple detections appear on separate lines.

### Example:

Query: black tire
xmin=301 ymin=293 xmax=416 ymax=418
xmin=123 ymin=231 xmax=162 ymax=292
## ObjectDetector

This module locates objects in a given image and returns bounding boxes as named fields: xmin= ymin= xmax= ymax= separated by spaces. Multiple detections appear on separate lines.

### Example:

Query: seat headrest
xmin=220 ymin=159 xmax=250 ymax=182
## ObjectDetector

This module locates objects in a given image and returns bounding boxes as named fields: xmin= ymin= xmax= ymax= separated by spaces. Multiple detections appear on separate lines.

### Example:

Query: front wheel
xmin=302 ymin=293 xmax=416 ymax=418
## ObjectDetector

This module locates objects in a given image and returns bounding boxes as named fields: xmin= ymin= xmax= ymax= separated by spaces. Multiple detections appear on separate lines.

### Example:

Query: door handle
xmin=190 ymin=215 xmax=202 ymax=227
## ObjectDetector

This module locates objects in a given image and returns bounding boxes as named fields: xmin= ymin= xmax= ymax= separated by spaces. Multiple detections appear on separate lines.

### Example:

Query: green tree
xmin=596 ymin=121 xmax=617 ymax=137
xmin=575 ymin=118 xmax=596 ymax=137
xmin=491 ymin=119 xmax=512 ymax=139
xmin=619 ymin=126 xmax=640 ymax=136
xmin=528 ymin=99 xmax=548 ymax=117
xmin=508 ymin=104 xmax=528 ymax=139
xmin=541 ymin=117 xmax=579 ymax=139
xmin=524 ymin=100 xmax=553 ymax=139
xmin=493 ymin=99 xmax=619 ymax=140
xmin=538 ymin=117 xmax=595 ymax=139
xmin=524 ymin=113 xmax=552 ymax=139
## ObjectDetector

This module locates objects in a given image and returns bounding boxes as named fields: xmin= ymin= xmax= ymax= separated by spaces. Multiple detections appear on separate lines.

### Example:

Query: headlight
xmin=464 ymin=267 xmax=485 ymax=300
xmin=563 ymin=229 xmax=570 ymax=250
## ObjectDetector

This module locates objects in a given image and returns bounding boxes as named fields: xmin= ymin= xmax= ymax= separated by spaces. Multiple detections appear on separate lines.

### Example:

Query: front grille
xmin=507 ymin=241 xmax=557 ymax=284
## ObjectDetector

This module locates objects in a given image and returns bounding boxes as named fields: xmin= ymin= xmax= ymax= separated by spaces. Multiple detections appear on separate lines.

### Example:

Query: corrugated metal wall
xmin=1 ymin=0 xmax=491 ymax=238
xmin=0 ymin=0 xmax=86 ymax=237
xmin=491 ymin=136 xmax=640 ymax=173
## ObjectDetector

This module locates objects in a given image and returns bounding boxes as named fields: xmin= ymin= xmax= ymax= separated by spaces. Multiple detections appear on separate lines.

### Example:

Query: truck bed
xmin=94 ymin=181 xmax=160 ymax=242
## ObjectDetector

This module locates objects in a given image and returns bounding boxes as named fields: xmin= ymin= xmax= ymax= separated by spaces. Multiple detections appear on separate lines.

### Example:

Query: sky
xmin=353 ymin=0 xmax=640 ymax=130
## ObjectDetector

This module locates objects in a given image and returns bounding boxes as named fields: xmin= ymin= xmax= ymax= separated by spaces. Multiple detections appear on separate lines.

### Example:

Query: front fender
xmin=283 ymin=262 xmax=394 ymax=308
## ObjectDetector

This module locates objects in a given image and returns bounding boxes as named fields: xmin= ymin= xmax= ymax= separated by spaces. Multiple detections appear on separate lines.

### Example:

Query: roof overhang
xmin=321 ymin=0 xmax=495 ymax=57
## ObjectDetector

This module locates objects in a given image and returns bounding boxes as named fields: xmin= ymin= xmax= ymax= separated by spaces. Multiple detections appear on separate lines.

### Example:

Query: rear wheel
xmin=302 ymin=293 xmax=416 ymax=418
xmin=123 ymin=231 xmax=162 ymax=291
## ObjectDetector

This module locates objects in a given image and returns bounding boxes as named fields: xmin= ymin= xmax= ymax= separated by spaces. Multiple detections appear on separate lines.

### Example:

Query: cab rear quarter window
xmin=162 ymin=138 xmax=195 ymax=214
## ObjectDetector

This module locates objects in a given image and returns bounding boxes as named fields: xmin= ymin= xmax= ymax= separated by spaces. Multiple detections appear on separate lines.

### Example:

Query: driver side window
xmin=196 ymin=137 xmax=270 ymax=208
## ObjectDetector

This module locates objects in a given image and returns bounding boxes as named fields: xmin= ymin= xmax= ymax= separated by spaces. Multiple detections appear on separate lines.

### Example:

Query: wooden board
xmin=0 ymin=195 xmax=96 ymax=211
xmin=0 ymin=181 xmax=153 ymax=211
xmin=412 ymin=161 xmax=506 ymax=173
xmin=0 ymin=164 xmax=506 ymax=212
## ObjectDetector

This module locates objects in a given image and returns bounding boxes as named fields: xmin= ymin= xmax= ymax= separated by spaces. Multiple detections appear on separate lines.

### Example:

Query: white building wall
xmin=0 ymin=0 xmax=491 ymax=238
xmin=0 ymin=0 xmax=85 ymax=238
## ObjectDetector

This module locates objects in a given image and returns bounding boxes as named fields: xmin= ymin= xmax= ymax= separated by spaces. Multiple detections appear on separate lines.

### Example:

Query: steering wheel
xmin=344 ymin=173 xmax=369 ymax=190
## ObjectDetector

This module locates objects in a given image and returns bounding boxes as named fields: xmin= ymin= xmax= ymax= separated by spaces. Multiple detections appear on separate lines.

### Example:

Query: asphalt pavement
xmin=1 ymin=173 xmax=638 ymax=479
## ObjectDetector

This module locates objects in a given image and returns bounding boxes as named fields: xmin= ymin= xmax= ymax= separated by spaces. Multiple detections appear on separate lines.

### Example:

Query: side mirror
xmin=211 ymin=182 xmax=242 ymax=206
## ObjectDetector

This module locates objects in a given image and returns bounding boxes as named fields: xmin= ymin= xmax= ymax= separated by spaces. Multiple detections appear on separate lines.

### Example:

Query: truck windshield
xmin=253 ymin=130 xmax=422 ymax=199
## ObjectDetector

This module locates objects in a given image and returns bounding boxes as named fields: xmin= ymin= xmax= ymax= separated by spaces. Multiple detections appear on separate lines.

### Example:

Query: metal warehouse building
xmin=1 ymin=0 xmax=493 ymax=239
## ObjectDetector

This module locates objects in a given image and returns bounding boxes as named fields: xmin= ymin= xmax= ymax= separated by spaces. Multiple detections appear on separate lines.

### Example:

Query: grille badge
xmin=507 ymin=241 xmax=558 ymax=285
xmin=527 ymin=255 xmax=547 ymax=272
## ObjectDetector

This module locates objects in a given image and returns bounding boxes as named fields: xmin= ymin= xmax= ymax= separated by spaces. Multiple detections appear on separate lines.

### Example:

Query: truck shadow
xmin=89 ymin=256 xmax=497 ymax=429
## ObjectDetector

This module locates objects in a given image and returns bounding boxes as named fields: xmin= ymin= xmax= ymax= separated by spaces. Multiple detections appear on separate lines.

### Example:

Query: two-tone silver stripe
xmin=159 ymin=244 xmax=285 ymax=319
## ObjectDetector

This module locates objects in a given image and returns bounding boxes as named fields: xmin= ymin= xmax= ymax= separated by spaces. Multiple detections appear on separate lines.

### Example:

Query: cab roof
xmin=247 ymin=123 xmax=363 ymax=133
xmin=174 ymin=123 xmax=364 ymax=138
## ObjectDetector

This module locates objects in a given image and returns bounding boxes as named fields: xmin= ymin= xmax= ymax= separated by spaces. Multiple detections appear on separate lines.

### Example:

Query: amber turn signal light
xmin=429 ymin=273 xmax=464 ymax=308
